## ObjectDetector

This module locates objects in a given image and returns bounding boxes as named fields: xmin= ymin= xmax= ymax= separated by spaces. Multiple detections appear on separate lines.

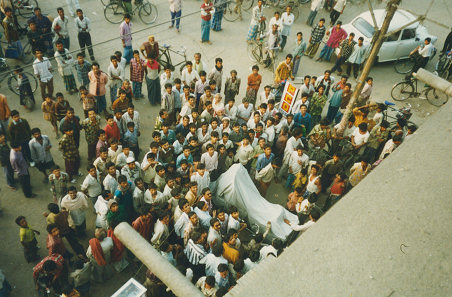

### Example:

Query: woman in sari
xmin=86 ymin=228 xmax=114 ymax=282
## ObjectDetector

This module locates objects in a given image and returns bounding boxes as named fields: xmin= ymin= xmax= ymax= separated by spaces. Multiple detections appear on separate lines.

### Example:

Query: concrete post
xmin=413 ymin=68 xmax=452 ymax=96
xmin=114 ymin=222 xmax=204 ymax=297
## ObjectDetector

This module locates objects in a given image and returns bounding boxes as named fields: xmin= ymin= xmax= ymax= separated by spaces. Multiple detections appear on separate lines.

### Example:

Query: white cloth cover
xmin=215 ymin=164 xmax=298 ymax=241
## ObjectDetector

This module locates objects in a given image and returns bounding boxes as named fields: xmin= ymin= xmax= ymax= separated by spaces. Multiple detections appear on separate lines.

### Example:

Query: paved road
xmin=0 ymin=0 xmax=449 ymax=296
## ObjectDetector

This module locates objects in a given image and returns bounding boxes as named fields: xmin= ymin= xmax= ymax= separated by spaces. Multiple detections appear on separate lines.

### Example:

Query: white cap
xmin=126 ymin=156 xmax=135 ymax=163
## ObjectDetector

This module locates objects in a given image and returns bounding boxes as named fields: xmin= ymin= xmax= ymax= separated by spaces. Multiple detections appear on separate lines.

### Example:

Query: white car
xmin=340 ymin=9 xmax=437 ymax=62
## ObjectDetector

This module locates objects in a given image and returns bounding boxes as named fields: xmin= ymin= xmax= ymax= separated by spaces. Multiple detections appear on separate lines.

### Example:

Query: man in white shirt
xmin=81 ymin=164 xmax=102 ymax=204
xmin=234 ymin=137 xmax=254 ymax=167
xmin=144 ymin=182 xmax=166 ymax=205
xmin=52 ymin=8 xmax=70 ymax=49
xmin=236 ymin=100 xmax=253 ymax=126
xmin=200 ymin=144 xmax=218 ymax=173
xmin=121 ymin=105 xmax=140 ymax=135
xmin=181 ymin=61 xmax=200 ymax=87
xmin=75 ymin=9 xmax=94 ymax=60
xmin=28 ymin=128 xmax=54 ymax=182
xmin=33 ymin=49 xmax=54 ymax=100
xmin=285 ymin=208 xmax=320 ymax=233
xmin=307 ymin=0 xmax=324 ymax=26
xmin=256 ymin=85 xmax=275 ymax=107
xmin=151 ymin=212 xmax=170 ymax=246
xmin=103 ymin=162 xmax=119 ymax=194
xmin=330 ymin=0 xmax=346 ymax=26
xmin=280 ymin=6 xmax=294 ymax=50
xmin=351 ymin=122 xmax=370 ymax=153
xmin=411 ymin=37 xmax=434 ymax=74
xmin=277 ymin=127 xmax=304 ymax=181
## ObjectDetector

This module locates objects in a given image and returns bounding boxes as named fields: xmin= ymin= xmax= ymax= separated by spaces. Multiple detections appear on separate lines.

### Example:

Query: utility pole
xmin=337 ymin=0 xmax=402 ymax=133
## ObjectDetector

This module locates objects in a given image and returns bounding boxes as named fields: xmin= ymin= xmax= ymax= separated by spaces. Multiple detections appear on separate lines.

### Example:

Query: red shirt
xmin=330 ymin=179 xmax=345 ymax=195
xmin=104 ymin=122 xmax=121 ymax=142
xmin=201 ymin=2 xmax=214 ymax=21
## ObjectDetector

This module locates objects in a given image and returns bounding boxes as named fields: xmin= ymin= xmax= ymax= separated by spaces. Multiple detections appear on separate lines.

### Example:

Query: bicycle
xmin=0 ymin=39 xmax=34 ymax=64
xmin=0 ymin=58 xmax=38 ymax=104
xmin=391 ymin=76 xmax=449 ymax=107
xmin=434 ymin=51 xmax=452 ymax=80
xmin=157 ymin=44 xmax=188 ymax=74
xmin=12 ymin=0 xmax=39 ymax=18
xmin=382 ymin=100 xmax=417 ymax=135
xmin=223 ymin=1 xmax=240 ymax=22
xmin=394 ymin=48 xmax=437 ymax=74
xmin=104 ymin=0 xmax=158 ymax=24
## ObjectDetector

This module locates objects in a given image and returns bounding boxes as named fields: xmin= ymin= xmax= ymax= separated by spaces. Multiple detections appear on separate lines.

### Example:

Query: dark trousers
xmin=74 ymin=220 xmax=86 ymax=238
xmin=326 ymin=105 xmax=339 ymax=122
xmin=170 ymin=10 xmax=181 ymax=29
xmin=346 ymin=62 xmax=360 ymax=78
xmin=19 ymin=141 xmax=31 ymax=162
xmin=330 ymin=9 xmax=341 ymax=25
xmin=130 ymin=145 xmax=140 ymax=160
xmin=281 ymin=35 xmax=288 ymax=50
xmin=412 ymin=56 xmax=429 ymax=74
xmin=18 ymin=173 xmax=32 ymax=197
xmin=331 ymin=56 xmax=347 ymax=73
xmin=3 ymin=164 xmax=15 ymax=187
xmin=62 ymin=228 xmax=85 ymax=255
xmin=87 ymin=142 xmax=96 ymax=162
xmin=39 ymin=78 xmax=54 ymax=101
xmin=78 ymin=32 xmax=94 ymax=58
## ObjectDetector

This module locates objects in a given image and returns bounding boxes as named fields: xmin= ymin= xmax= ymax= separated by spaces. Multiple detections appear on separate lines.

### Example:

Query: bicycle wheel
xmin=139 ymin=2 xmax=158 ymax=24
xmin=276 ymin=0 xmax=290 ymax=8
xmin=16 ymin=0 xmax=38 ymax=18
xmin=21 ymin=42 xmax=34 ymax=64
xmin=242 ymin=0 xmax=254 ymax=11
xmin=391 ymin=81 xmax=413 ymax=101
xmin=8 ymin=72 xmax=38 ymax=95
xmin=394 ymin=57 xmax=415 ymax=74
xmin=157 ymin=52 xmax=174 ymax=72
xmin=247 ymin=42 xmax=262 ymax=63
xmin=101 ymin=0 xmax=113 ymax=6
xmin=223 ymin=1 xmax=240 ymax=22
xmin=104 ymin=2 xmax=126 ymax=24
xmin=425 ymin=87 xmax=449 ymax=107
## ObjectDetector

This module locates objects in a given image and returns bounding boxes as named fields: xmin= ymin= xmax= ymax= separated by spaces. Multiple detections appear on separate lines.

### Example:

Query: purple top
xmin=326 ymin=27 xmax=348 ymax=48
xmin=119 ymin=21 xmax=133 ymax=46
xmin=10 ymin=150 xmax=29 ymax=176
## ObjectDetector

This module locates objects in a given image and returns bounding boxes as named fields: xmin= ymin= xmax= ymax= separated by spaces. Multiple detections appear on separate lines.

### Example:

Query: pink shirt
xmin=326 ymin=27 xmax=347 ymax=48
xmin=88 ymin=71 xmax=109 ymax=96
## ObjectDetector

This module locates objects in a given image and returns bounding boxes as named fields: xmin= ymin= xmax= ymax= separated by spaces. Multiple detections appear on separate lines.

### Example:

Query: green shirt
xmin=19 ymin=225 xmax=35 ymax=243
xmin=309 ymin=92 xmax=327 ymax=116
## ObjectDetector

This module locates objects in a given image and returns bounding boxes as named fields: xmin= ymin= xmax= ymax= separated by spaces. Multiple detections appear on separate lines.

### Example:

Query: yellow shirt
xmin=19 ymin=225 xmax=35 ymax=243
xmin=222 ymin=242 xmax=239 ymax=264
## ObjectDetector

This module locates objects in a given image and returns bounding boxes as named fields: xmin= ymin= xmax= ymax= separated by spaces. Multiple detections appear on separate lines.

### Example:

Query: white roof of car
xmin=360 ymin=9 xmax=419 ymax=31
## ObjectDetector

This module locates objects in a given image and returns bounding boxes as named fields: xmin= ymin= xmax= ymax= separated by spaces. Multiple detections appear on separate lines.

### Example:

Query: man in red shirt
xmin=104 ymin=114 xmax=120 ymax=143
xmin=33 ymin=253 xmax=66 ymax=293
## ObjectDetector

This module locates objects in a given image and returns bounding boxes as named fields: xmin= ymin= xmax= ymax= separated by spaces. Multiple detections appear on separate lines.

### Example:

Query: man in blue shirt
xmin=176 ymin=145 xmax=194 ymax=168
xmin=160 ymin=122 xmax=176 ymax=144
xmin=256 ymin=144 xmax=274 ymax=172
xmin=293 ymin=104 xmax=312 ymax=133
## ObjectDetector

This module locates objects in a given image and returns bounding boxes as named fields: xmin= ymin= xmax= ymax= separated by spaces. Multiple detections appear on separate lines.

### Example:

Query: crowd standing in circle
xmin=1 ymin=0 xmax=445 ymax=296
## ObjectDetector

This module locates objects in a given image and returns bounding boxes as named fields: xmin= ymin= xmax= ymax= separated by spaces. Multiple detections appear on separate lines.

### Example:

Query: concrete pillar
xmin=413 ymin=68 xmax=452 ymax=96
xmin=114 ymin=222 xmax=204 ymax=297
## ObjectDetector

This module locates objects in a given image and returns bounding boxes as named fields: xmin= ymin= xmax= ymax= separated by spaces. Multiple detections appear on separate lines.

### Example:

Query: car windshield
xmin=352 ymin=17 xmax=375 ymax=38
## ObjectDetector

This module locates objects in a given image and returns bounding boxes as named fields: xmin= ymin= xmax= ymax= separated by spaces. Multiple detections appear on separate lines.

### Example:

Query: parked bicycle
xmin=104 ymin=0 xmax=158 ymax=24
xmin=12 ymin=0 xmax=38 ymax=18
xmin=434 ymin=51 xmax=452 ymax=80
xmin=382 ymin=100 xmax=416 ymax=128
xmin=157 ymin=44 xmax=188 ymax=74
xmin=391 ymin=76 xmax=449 ymax=107
xmin=0 ymin=58 xmax=38 ymax=94
xmin=223 ymin=1 xmax=240 ymax=22
xmin=394 ymin=48 xmax=437 ymax=74
xmin=0 ymin=58 xmax=37 ymax=108
xmin=0 ymin=40 xmax=34 ymax=64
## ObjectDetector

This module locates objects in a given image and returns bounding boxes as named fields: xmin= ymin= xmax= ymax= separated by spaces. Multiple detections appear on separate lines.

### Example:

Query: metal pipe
xmin=413 ymin=68 xmax=452 ymax=97
xmin=114 ymin=222 xmax=205 ymax=297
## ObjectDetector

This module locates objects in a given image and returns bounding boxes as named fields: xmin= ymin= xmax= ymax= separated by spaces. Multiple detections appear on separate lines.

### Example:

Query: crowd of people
xmin=2 ymin=0 xmax=449 ymax=296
